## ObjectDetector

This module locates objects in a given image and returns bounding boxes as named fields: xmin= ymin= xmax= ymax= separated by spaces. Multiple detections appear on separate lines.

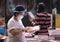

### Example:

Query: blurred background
xmin=0 ymin=0 xmax=60 ymax=37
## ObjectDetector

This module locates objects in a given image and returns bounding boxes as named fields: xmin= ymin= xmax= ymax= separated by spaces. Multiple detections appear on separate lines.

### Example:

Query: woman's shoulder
xmin=7 ymin=17 xmax=14 ymax=24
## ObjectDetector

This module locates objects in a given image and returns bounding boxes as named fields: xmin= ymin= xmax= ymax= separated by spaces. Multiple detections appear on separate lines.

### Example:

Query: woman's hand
xmin=48 ymin=26 xmax=52 ymax=30
xmin=25 ymin=27 xmax=33 ymax=32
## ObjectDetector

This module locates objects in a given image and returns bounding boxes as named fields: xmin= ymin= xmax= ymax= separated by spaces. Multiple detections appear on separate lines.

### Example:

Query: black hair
xmin=13 ymin=12 xmax=20 ymax=17
xmin=37 ymin=3 xmax=46 ymax=13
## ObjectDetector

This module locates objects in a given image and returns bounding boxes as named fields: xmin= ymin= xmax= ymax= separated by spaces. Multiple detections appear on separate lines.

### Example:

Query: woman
xmin=6 ymin=5 xmax=29 ymax=42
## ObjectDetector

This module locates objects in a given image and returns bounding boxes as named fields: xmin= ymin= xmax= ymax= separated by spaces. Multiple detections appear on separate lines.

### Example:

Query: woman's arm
xmin=9 ymin=29 xmax=23 ymax=35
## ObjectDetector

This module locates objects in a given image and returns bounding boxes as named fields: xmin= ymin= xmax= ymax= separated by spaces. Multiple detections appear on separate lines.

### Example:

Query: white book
xmin=32 ymin=25 xmax=40 ymax=31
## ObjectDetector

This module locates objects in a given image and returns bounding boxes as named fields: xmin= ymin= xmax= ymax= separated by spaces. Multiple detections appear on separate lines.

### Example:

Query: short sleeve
xmin=7 ymin=20 xmax=16 ymax=32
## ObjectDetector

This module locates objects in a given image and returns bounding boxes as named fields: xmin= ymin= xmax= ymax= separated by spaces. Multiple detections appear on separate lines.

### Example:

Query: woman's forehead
xmin=19 ymin=12 xmax=25 ymax=15
xmin=16 ymin=12 xmax=24 ymax=14
xmin=19 ymin=12 xmax=24 ymax=13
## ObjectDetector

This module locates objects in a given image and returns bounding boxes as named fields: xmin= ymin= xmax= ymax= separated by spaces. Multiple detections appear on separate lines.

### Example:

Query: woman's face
xmin=16 ymin=12 xmax=25 ymax=20
xmin=19 ymin=12 xmax=25 ymax=16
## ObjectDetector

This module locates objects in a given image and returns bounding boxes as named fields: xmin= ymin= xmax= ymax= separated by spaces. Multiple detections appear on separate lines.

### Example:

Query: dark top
xmin=35 ymin=12 xmax=51 ymax=30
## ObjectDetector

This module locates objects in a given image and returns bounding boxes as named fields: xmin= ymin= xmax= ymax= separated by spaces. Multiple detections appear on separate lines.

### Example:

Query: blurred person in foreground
xmin=29 ymin=3 xmax=52 ymax=35
xmin=6 ymin=5 xmax=31 ymax=42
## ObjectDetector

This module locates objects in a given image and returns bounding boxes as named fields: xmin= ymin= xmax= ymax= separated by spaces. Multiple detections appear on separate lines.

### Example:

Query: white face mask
xmin=17 ymin=15 xmax=24 ymax=20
